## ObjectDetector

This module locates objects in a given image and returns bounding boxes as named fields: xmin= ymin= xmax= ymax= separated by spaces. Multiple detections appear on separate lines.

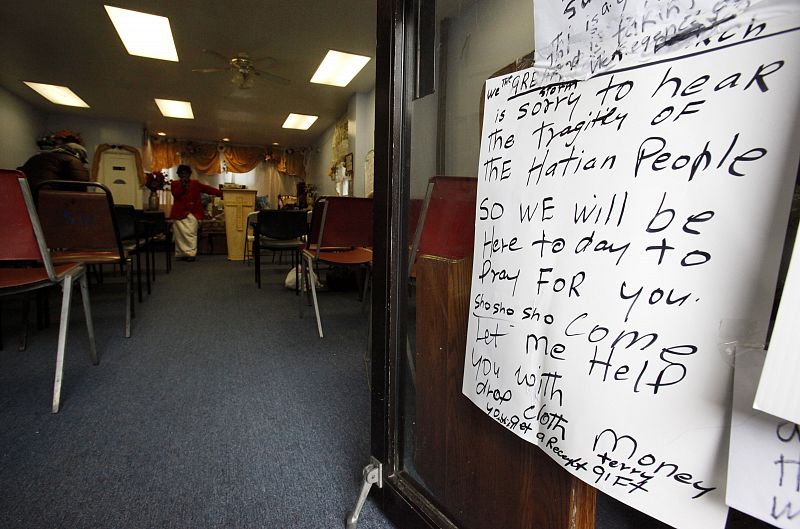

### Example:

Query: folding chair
xmin=243 ymin=210 xmax=259 ymax=264
xmin=35 ymin=180 xmax=133 ymax=338
xmin=254 ymin=209 xmax=308 ymax=290
xmin=301 ymin=196 xmax=373 ymax=338
xmin=0 ymin=170 xmax=98 ymax=413
xmin=409 ymin=176 xmax=478 ymax=274
xmin=405 ymin=177 xmax=477 ymax=387
xmin=115 ymin=205 xmax=148 ymax=303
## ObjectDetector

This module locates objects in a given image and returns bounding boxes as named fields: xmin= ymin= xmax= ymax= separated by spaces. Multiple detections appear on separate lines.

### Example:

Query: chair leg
xmin=135 ymin=249 xmax=143 ymax=303
xmin=78 ymin=273 xmax=98 ymax=365
xmin=144 ymin=244 xmax=152 ymax=294
xmin=361 ymin=267 xmax=371 ymax=314
xmin=166 ymin=233 xmax=172 ymax=273
xmin=124 ymin=260 xmax=132 ymax=338
xmin=255 ymin=243 xmax=261 ymax=288
xmin=18 ymin=293 xmax=30 ymax=352
xmin=305 ymin=254 xmax=324 ymax=338
xmin=294 ymin=250 xmax=300 ymax=295
xmin=149 ymin=241 xmax=156 ymax=283
xmin=300 ymin=258 xmax=306 ymax=319
xmin=52 ymin=274 xmax=74 ymax=414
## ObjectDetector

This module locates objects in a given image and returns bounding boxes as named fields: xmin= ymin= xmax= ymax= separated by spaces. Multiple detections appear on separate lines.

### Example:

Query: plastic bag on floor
xmin=285 ymin=265 xmax=321 ymax=291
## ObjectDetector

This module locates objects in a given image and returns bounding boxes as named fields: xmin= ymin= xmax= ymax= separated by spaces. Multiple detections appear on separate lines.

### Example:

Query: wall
xmin=408 ymin=0 xmax=535 ymax=196
xmin=444 ymin=0 xmax=534 ymax=176
xmin=410 ymin=93 xmax=438 ymax=198
xmin=307 ymin=120 xmax=337 ymax=196
xmin=0 ymin=87 xmax=45 ymax=169
xmin=44 ymin=113 xmax=143 ymax=164
xmin=307 ymin=89 xmax=376 ymax=198
xmin=0 ymin=85 xmax=145 ymax=172
xmin=354 ymin=90 xmax=376 ymax=196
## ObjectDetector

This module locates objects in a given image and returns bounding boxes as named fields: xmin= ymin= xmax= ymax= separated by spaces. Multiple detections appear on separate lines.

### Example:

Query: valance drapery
xmin=223 ymin=145 xmax=265 ymax=174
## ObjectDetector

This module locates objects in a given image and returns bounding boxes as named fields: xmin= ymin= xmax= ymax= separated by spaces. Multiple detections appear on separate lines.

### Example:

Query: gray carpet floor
xmin=0 ymin=254 xmax=396 ymax=529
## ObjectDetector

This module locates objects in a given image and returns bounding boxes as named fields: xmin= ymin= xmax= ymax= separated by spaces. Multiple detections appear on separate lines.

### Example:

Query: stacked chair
xmin=253 ymin=209 xmax=309 ymax=290
xmin=301 ymin=196 xmax=373 ymax=338
xmin=0 ymin=169 xmax=98 ymax=413
xmin=35 ymin=180 xmax=133 ymax=338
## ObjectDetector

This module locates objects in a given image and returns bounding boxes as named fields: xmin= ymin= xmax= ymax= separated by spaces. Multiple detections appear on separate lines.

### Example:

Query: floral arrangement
xmin=145 ymin=171 xmax=167 ymax=191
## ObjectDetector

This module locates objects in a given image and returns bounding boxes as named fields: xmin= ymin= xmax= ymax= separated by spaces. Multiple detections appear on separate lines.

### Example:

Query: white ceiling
xmin=0 ymin=0 xmax=377 ymax=148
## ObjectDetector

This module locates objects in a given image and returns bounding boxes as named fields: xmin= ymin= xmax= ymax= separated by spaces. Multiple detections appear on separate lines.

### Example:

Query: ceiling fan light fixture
xmin=155 ymin=98 xmax=194 ymax=119
xmin=282 ymin=113 xmax=318 ymax=130
xmin=23 ymin=82 xmax=89 ymax=107
xmin=105 ymin=5 xmax=179 ymax=62
xmin=310 ymin=50 xmax=370 ymax=87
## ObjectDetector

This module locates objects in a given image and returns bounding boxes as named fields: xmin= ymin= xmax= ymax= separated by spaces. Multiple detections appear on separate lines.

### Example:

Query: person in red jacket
xmin=170 ymin=164 xmax=222 ymax=261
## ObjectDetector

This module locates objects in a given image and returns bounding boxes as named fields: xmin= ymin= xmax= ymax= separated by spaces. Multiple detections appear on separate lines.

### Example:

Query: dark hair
xmin=177 ymin=164 xmax=192 ymax=175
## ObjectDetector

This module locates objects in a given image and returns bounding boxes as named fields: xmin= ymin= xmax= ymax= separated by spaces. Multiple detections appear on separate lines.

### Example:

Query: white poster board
xmin=728 ymin=351 xmax=800 ymax=528
xmin=533 ymin=0 xmax=798 ymax=83
xmin=756 ymin=226 xmax=800 ymax=424
xmin=462 ymin=27 xmax=800 ymax=529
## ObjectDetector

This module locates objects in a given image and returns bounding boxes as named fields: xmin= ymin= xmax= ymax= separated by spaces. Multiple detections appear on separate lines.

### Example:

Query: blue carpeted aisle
xmin=0 ymin=255 xmax=395 ymax=529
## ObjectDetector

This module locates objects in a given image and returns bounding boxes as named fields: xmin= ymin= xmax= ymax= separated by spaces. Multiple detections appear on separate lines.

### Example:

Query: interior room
xmin=2 ymin=1 xmax=797 ymax=529
xmin=0 ymin=1 xmax=391 ymax=528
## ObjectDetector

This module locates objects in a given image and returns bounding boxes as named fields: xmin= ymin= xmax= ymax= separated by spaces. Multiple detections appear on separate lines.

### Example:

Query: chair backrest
xmin=256 ymin=209 xmax=308 ymax=240
xmin=35 ymin=180 xmax=124 ymax=256
xmin=410 ymin=176 xmax=477 ymax=268
xmin=313 ymin=196 xmax=373 ymax=250
xmin=0 ymin=169 xmax=57 ymax=278
xmin=140 ymin=209 xmax=167 ymax=234
xmin=114 ymin=204 xmax=137 ymax=241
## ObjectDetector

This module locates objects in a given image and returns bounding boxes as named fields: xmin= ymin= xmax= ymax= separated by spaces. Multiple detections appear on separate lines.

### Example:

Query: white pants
xmin=173 ymin=213 xmax=199 ymax=257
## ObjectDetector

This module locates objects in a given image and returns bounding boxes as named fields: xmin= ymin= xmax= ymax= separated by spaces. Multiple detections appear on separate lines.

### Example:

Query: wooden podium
xmin=222 ymin=189 xmax=257 ymax=261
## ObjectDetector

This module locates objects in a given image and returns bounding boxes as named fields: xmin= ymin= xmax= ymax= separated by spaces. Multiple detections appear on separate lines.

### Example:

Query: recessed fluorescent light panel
xmin=155 ymin=98 xmax=194 ymax=119
xmin=105 ymin=5 xmax=179 ymax=61
xmin=282 ymin=113 xmax=318 ymax=130
xmin=23 ymin=82 xmax=89 ymax=107
xmin=310 ymin=50 xmax=370 ymax=87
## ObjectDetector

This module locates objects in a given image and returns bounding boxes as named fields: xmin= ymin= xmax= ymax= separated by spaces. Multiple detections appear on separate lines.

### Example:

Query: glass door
xmin=370 ymin=1 xmax=794 ymax=528
xmin=370 ymin=1 xmax=594 ymax=527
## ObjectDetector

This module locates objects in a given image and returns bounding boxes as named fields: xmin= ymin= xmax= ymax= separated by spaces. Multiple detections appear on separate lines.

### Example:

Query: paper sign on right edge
xmin=755 ymin=224 xmax=800 ymax=424
xmin=729 ymin=351 xmax=800 ymax=528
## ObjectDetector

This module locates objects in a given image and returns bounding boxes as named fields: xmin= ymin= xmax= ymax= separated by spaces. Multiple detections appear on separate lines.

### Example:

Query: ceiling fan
xmin=192 ymin=50 xmax=290 ymax=89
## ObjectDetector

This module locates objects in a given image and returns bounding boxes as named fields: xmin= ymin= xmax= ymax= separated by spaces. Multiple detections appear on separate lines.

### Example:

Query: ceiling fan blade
xmin=248 ymin=56 xmax=277 ymax=69
xmin=192 ymin=67 xmax=229 ymax=73
xmin=202 ymin=49 xmax=231 ymax=63
xmin=252 ymin=69 xmax=291 ymax=86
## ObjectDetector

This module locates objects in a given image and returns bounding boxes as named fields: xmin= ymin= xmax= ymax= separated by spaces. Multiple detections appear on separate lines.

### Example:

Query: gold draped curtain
xmin=223 ymin=145 xmax=265 ymax=174
xmin=275 ymin=150 xmax=305 ymax=178
xmin=150 ymin=141 xmax=220 ymax=174
xmin=187 ymin=143 xmax=221 ymax=174
xmin=150 ymin=138 xmax=305 ymax=179
xmin=150 ymin=141 xmax=182 ymax=172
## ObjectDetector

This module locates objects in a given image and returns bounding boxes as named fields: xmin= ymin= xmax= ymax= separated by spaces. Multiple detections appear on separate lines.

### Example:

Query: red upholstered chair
xmin=0 ymin=169 xmax=98 ymax=413
xmin=404 ymin=177 xmax=477 ymax=386
xmin=301 ymin=196 xmax=373 ymax=338
xmin=408 ymin=176 xmax=478 ymax=276
xmin=35 ymin=180 xmax=133 ymax=338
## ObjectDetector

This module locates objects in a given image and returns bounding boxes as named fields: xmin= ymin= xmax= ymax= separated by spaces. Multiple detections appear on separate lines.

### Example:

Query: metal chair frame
xmin=0 ymin=170 xmax=98 ymax=413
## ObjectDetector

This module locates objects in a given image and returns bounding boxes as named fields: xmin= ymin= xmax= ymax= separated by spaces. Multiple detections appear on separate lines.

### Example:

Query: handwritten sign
xmin=729 ymin=351 xmax=800 ymax=528
xmin=533 ymin=0 xmax=796 ymax=84
xmin=756 ymin=224 xmax=800 ymax=424
xmin=462 ymin=26 xmax=800 ymax=529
